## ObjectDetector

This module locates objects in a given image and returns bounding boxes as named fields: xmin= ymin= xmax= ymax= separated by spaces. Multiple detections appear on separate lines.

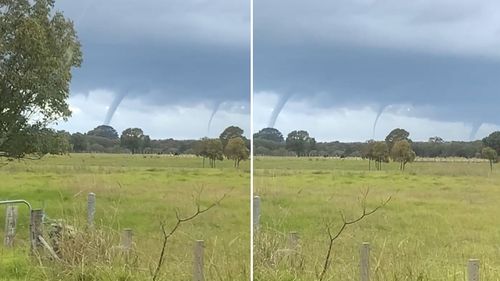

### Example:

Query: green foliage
xmin=0 ymin=0 xmax=82 ymax=159
xmin=224 ymin=137 xmax=249 ymax=167
xmin=390 ymin=139 xmax=416 ymax=171
xmin=120 ymin=128 xmax=150 ymax=154
xmin=364 ymin=141 xmax=389 ymax=170
xmin=253 ymin=127 xmax=284 ymax=143
xmin=70 ymin=133 xmax=88 ymax=152
xmin=385 ymin=128 xmax=411 ymax=151
xmin=482 ymin=131 xmax=500 ymax=154
xmin=285 ymin=130 xmax=316 ymax=157
xmin=481 ymin=146 xmax=497 ymax=172
xmin=87 ymin=125 xmax=119 ymax=140
xmin=219 ymin=126 xmax=244 ymax=149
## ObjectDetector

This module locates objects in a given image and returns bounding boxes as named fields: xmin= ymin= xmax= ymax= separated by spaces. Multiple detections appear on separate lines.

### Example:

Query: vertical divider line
xmin=249 ymin=0 xmax=254 ymax=278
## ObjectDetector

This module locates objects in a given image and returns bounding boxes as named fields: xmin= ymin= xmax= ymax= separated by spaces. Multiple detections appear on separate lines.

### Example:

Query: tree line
xmin=254 ymin=127 xmax=500 ymax=169
xmin=18 ymin=125 xmax=250 ymax=167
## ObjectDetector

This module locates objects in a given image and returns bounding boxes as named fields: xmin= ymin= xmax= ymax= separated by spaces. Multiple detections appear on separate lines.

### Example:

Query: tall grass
xmin=0 ymin=154 xmax=249 ymax=281
xmin=254 ymin=156 xmax=500 ymax=281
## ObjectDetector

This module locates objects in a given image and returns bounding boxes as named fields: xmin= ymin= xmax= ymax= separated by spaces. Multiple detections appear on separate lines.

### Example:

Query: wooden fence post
xmin=4 ymin=205 xmax=18 ymax=247
xmin=121 ymin=228 xmax=133 ymax=250
xmin=288 ymin=231 xmax=299 ymax=250
xmin=253 ymin=196 xmax=260 ymax=230
xmin=193 ymin=240 xmax=205 ymax=281
xmin=30 ymin=209 xmax=44 ymax=254
xmin=468 ymin=259 xmax=480 ymax=281
xmin=360 ymin=242 xmax=370 ymax=281
xmin=87 ymin=192 xmax=96 ymax=227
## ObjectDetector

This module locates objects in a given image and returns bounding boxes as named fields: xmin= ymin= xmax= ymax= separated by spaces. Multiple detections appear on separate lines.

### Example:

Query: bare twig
xmin=318 ymin=189 xmax=391 ymax=281
xmin=151 ymin=188 xmax=231 ymax=281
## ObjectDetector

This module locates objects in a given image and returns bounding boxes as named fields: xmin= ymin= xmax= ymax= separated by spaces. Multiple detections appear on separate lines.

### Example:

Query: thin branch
xmin=151 ymin=188 xmax=231 ymax=281
xmin=318 ymin=189 xmax=391 ymax=281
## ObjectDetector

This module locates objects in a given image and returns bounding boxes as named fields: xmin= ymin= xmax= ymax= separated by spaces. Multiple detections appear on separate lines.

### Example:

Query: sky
xmin=53 ymin=0 xmax=250 ymax=139
xmin=254 ymin=0 xmax=500 ymax=142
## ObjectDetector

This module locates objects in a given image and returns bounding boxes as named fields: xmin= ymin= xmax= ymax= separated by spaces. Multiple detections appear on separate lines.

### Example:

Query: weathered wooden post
xmin=287 ymin=231 xmax=300 ymax=267
xmin=30 ymin=209 xmax=44 ymax=254
xmin=468 ymin=259 xmax=480 ymax=281
xmin=360 ymin=242 xmax=370 ymax=281
xmin=253 ymin=196 xmax=260 ymax=230
xmin=4 ymin=205 xmax=18 ymax=247
xmin=193 ymin=240 xmax=205 ymax=281
xmin=121 ymin=228 xmax=133 ymax=250
xmin=87 ymin=192 xmax=96 ymax=227
xmin=288 ymin=231 xmax=299 ymax=250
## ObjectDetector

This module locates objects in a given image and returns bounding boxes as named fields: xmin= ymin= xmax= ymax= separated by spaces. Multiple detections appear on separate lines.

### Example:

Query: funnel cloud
xmin=255 ymin=0 xmax=500 ymax=140
xmin=54 ymin=0 xmax=249 ymax=137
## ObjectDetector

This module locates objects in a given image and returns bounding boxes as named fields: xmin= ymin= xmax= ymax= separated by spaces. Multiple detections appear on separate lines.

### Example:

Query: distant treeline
xmin=255 ymin=138 xmax=484 ymax=158
xmin=52 ymin=125 xmax=248 ymax=155
xmin=253 ymin=127 xmax=500 ymax=160
xmin=44 ymin=125 xmax=500 ymax=162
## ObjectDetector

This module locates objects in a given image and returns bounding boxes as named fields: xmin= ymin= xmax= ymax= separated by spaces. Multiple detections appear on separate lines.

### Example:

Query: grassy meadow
xmin=254 ymin=156 xmax=500 ymax=281
xmin=0 ymin=154 xmax=250 ymax=281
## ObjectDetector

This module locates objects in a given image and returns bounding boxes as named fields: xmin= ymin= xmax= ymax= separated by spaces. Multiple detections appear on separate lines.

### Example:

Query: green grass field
xmin=254 ymin=157 xmax=500 ymax=281
xmin=0 ymin=154 xmax=250 ymax=281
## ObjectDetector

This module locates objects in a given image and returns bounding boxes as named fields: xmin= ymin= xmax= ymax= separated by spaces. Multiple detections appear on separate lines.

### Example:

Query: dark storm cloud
xmin=55 ymin=0 xmax=249 ymax=122
xmin=255 ymin=0 xmax=500 ymax=133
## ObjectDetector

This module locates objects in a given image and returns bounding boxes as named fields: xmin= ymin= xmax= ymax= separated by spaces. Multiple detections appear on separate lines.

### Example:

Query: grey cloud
xmin=255 ymin=0 xmax=500 ymax=138
xmin=55 ymin=0 xmax=249 ymax=125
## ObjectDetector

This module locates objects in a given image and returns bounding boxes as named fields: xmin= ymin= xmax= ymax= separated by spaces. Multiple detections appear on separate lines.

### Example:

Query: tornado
xmin=372 ymin=104 xmax=389 ymax=139
xmin=268 ymin=92 xmax=293 ymax=128
xmin=104 ymin=92 xmax=127 ymax=125
xmin=207 ymin=101 xmax=221 ymax=135
xmin=469 ymin=122 xmax=482 ymax=141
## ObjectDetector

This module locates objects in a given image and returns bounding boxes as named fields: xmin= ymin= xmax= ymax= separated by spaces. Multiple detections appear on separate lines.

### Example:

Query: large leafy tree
xmin=370 ymin=141 xmax=389 ymax=170
xmin=87 ymin=125 xmax=119 ymax=140
xmin=253 ymin=127 xmax=284 ymax=143
xmin=70 ymin=132 xmax=88 ymax=152
xmin=120 ymin=128 xmax=148 ymax=154
xmin=219 ymin=126 xmax=244 ymax=149
xmin=196 ymin=138 xmax=224 ymax=168
xmin=482 ymin=131 xmax=500 ymax=154
xmin=482 ymin=147 xmax=497 ymax=172
xmin=385 ymin=128 xmax=411 ymax=152
xmin=285 ymin=130 xmax=316 ymax=157
xmin=224 ymin=137 xmax=249 ymax=167
xmin=390 ymin=140 xmax=416 ymax=171
xmin=0 ymin=0 xmax=82 ymax=158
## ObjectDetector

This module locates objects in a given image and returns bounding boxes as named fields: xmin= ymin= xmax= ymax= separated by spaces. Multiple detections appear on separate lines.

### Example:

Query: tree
xmin=219 ymin=126 xmax=244 ymax=149
xmin=0 ymin=0 xmax=82 ymax=159
xmin=371 ymin=141 xmax=389 ymax=170
xmin=224 ymin=137 xmax=249 ymax=167
xmin=70 ymin=133 xmax=88 ymax=152
xmin=285 ymin=130 xmax=316 ymax=157
xmin=34 ymin=129 xmax=71 ymax=156
xmin=206 ymin=139 xmax=224 ymax=168
xmin=87 ymin=125 xmax=119 ymax=140
xmin=362 ymin=140 xmax=376 ymax=170
xmin=482 ymin=131 xmax=500 ymax=154
xmin=194 ymin=138 xmax=223 ymax=168
xmin=385 ymin=128 xmax=411 ymax=151
xmin=390 ymin=140 xmax=416 ymax=171
xmin=253 ymin=128 xmax=284 ymax=143
xmin=120 ymin=128 xmax=144 ymax=154
xmin=482 ymin=147 xmax=497 ymax=172
xmin=429 ymin=136 xmax=444 ymax=143
xmin=194 ymin=137 xmax=210 ymax=167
